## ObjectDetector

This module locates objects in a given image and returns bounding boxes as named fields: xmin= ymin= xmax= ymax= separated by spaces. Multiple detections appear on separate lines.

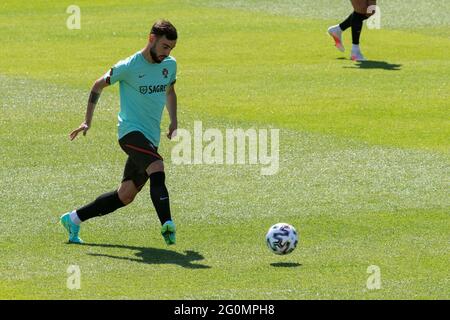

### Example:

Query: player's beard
xmin=150 ymin=45 xmax=164 ymax=64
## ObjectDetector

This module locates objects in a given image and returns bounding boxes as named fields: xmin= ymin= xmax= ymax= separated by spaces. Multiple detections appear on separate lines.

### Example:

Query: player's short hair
xmin=151 ymin=20 xmax=178 ymax=40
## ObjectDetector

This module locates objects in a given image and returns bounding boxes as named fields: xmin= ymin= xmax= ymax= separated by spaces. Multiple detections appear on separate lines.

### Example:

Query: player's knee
xmin=119 ymin=193 xmax=135 ymax=205
xmin=363 ymin=4 xmax=376 ymax=17
xmin=117 ymin=189 xmax=136 ymax=205
xmin=146 ymin=160 xmax=164 ymax=176
xmin=365 ymin=9 xmax=375 ymax=17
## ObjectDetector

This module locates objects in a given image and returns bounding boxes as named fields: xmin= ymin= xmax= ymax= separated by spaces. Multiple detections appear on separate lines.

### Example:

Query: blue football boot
xmin=60 ymin=212 xmax=84 ymax=244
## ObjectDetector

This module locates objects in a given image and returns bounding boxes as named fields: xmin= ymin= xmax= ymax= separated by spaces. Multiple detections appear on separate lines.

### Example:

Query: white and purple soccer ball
xmin=266 ymin=223 xmax=298 ymax=255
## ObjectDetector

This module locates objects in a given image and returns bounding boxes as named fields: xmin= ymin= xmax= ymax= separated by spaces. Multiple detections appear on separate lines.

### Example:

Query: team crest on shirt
xmin=139 ymin=86 xmax=148 ymax=94
xmin=162 ymin=68 xmax=169 ymax=78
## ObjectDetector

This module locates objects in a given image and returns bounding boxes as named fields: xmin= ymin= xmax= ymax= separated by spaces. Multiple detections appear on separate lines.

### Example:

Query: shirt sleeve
xmin=169 ymin=61 xmax=177 ymax=85
xmin=104 ymin=58 xmax=131 ymax=85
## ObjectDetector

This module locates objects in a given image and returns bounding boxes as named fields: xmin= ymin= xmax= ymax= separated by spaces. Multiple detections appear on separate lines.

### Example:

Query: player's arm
xmin=69 ymin=76 xmax=110 ymax=141
xmin=166 ymin=82 xmax=177 ymax=139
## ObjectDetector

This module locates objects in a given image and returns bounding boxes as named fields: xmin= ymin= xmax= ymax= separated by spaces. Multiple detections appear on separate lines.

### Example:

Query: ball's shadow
xmin=270 ymin=262 xmax=302 ymax=268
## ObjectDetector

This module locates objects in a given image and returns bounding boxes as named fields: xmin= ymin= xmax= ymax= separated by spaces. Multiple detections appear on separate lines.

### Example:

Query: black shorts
xmin=119 ymin=131 xmax=163 ymax=190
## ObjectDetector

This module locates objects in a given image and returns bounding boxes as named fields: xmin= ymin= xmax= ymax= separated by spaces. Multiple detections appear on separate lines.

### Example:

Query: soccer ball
xmin=266 ymin=223 xmax=298 ymax=255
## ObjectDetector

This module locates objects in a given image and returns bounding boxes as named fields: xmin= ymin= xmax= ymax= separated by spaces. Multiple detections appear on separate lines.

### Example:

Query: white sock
xmin=69 ymin=210 xmax=82 ymax=225
xmin=352 ymin=44 xmax=360 ymax=52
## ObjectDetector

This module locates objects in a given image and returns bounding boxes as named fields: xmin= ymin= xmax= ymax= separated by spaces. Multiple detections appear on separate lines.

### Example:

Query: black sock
xmin=339 ymin=12 xmax=353 ymax=31
xmin=149 ymin=172 xmax=172 ymax=225
xmin=351 ymin=12 xmax=368 ymax=45
xmin=76 ymin=190 xmax=125 ymax=221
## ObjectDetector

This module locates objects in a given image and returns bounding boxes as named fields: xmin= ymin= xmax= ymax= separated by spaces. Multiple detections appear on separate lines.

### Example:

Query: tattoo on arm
xmin=89 ymin=91 xmax=100 ymax=104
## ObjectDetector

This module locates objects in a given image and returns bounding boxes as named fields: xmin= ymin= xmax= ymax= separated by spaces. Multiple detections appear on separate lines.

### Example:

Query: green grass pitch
xmin=0 ymin=0 xmax=449 ymax=299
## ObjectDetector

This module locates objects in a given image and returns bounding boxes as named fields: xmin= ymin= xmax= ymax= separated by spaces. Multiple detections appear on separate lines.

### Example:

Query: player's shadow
xmin=344 ymin=60 xmax=402 ymax=71
xmin=270 ymin=262 xmax=302 ymax=268
xmin=83 ymin=243 xmax=211 ymax=269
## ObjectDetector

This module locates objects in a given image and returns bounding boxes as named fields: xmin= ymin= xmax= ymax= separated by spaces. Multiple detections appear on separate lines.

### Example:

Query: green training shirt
xmin=105 ymin=51 xmax=177 ymax=146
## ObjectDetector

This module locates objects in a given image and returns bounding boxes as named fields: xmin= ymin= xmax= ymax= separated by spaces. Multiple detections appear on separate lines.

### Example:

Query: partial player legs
xmin=350 ymin=12 xmax=368 ymax=61
xmin=350 ymin=0 xmax=376 ymax=60
xmin=328 ymin=0 xmax=376 ymax=61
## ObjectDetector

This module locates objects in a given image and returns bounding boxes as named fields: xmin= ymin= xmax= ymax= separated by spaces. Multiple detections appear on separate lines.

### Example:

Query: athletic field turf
xmin=0 ymin=0 xmax=449 ymax=299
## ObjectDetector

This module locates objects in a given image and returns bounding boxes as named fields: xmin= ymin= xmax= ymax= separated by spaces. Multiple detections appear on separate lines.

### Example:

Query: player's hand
xmin=167 ymin=121 xmax=177 ymax=139
xmin=69 ymin=122 xmax=89 ymax=141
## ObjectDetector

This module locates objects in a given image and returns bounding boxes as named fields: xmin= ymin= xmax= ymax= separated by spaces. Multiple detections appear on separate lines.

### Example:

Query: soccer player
xmin=60 ymin=20 xmax=178 ymax=245
xmin=327 ymin=0 xmax=377 ymax=61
